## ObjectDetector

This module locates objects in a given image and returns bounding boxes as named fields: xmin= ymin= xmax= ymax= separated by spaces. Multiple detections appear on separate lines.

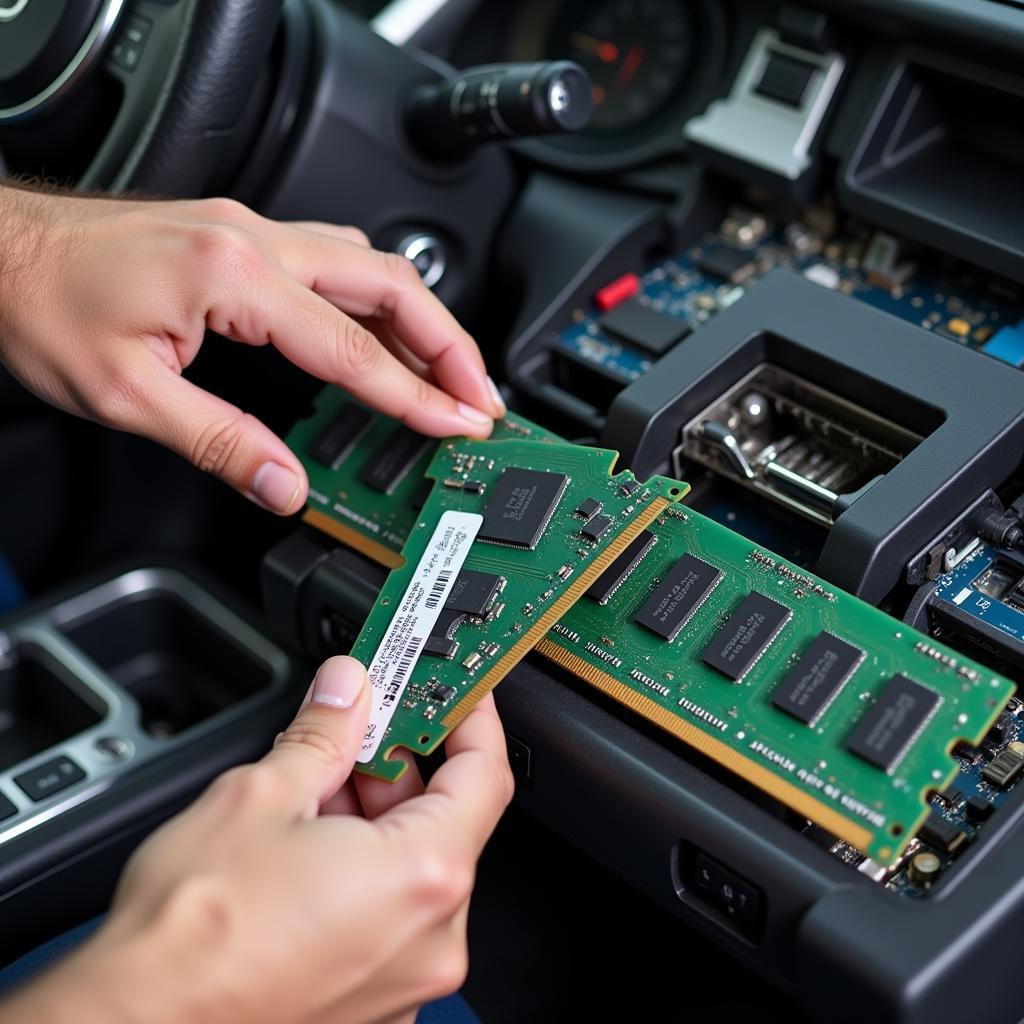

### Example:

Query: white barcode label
xmin=359 ymin=510 xmax=483 ymax=761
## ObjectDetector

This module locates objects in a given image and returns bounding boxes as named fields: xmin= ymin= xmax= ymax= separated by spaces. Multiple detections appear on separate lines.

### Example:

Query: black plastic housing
xmin=840 ymin=48 xmax=1024 ymax=284
xmin=261 ymin=527 xmax=1024 ymax=1024
xmin=604 ymin=269 xmax=1024 ymax=602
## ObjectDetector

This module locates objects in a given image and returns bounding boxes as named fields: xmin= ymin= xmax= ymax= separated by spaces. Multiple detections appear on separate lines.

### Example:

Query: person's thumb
xmin=263 ymin=656 xmax=373 ymax=816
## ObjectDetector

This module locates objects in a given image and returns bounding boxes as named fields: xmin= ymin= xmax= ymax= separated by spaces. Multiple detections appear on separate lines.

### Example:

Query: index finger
xmin=267 ymin=226 xmax=504 ymax=419
xmin=378 ymin=695 xmax=513 ymax=858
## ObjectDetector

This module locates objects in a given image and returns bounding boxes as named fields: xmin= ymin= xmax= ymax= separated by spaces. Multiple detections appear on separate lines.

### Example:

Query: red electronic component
xmin=594 ymin=272 xmax=641 ymax=312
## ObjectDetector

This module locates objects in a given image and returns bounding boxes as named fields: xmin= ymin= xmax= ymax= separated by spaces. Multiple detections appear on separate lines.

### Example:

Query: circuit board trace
xmin=350 ymin=436 xmax=688 ymax=780
xmin=537 ymin=507 xmax=1013 ymax=865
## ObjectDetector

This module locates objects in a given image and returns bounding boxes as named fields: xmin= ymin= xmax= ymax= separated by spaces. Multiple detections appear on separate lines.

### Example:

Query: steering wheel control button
xmin=0 ymin=0 xmax=126 ymax=121
xmin=14 ymin=755 xmax=86 ymax=803
xmin=398 ymin=234 xmax=446 ymax=290
xmin=0 ymin=790 xmax=16 ymax=823
xmin=109 ymin=14 xmax=151 ymax=73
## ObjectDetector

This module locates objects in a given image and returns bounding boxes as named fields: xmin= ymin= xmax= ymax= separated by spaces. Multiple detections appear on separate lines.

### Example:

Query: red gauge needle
xmin=615 ymin=45 xmax=645 ymax=90
xmin=569 ymin=31 xmax=620 ymax=63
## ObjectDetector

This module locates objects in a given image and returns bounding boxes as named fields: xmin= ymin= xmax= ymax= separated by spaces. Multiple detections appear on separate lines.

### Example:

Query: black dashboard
xmin=4 ymin=1 xmax=1024 ymax=1021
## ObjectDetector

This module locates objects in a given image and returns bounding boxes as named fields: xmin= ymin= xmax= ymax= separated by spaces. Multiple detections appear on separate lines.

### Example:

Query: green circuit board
xmin=536 ymin=507 xmax=1015 ymax=865
xmin=286 ymin=387 xmax=563 ymax=567
xmin=350 ymin=436 xmax=688 ymax=780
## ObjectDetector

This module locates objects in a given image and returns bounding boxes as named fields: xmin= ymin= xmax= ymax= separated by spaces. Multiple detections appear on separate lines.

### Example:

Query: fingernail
xmin=311 ymin=657 xmax=366 ymax=709
xmin=487 ymin=376 xmax=507 ymax=415
xmin=457 ymin=401 xmax=493 ymax=426
xmin=251 ymin=462 xmax=301 ymax=514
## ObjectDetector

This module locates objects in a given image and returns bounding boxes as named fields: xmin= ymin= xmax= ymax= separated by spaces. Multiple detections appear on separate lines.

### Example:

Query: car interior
xmin=2 ymin=0 xmax=1024 ymax=1020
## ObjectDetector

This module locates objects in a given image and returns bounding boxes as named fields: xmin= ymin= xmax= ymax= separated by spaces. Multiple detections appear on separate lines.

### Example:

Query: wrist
xmin=0 ymin=185 xmax=60 ymax=345
xmin=0 ymin=904 xmax=230 ymax=1024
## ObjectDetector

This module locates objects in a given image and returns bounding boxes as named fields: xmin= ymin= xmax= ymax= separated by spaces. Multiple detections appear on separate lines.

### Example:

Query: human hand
xmin=0 ymin=657 xmax=513 ymax=1024
xmin=0 ymin=186 xmax=504 ymax=514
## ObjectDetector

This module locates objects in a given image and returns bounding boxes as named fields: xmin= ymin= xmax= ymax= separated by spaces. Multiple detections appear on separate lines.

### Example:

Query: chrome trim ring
xmin=0 ymin=0 xmax=127 ymax=124
xmin=0 ymin=2 xmax=31 ymax=24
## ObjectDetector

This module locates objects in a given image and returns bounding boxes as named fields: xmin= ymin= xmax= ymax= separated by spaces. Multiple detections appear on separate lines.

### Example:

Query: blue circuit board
xmin=884 ymin=699 xmax=1023 ymax=900
xmin=934 ymin=543 xmax=1024 ymax=645
xmin=557 ymin=219 xmax=1024 ymax=384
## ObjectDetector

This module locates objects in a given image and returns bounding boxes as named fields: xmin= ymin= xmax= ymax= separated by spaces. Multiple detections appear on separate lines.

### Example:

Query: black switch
xmin=0 ymin=790 xmax=16 ymax=823
xmin=756 ymin=51 xmax=818 ymax=107
xmin=14 ymin=756 xmax=86 ymax=803
xmin=693 ymin=852 xmax=762 ymax=930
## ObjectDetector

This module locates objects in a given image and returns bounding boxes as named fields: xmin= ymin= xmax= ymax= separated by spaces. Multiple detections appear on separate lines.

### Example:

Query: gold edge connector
xmin=441 ymin=496 xmax=674 ymax=730
xmin=534 ymin=640 xmax=878 ymax=858
xmin=303 ymin=509 xmax=405 ymax=570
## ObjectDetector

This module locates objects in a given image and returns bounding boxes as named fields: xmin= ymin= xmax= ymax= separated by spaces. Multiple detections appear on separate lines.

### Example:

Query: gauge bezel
xmin=504 ymin=0 xmax=728 ymax=172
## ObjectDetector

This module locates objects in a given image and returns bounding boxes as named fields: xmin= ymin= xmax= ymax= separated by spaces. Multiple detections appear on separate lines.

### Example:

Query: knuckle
xmin=189 ymin=225 xmax=264 ymax=280
xmin=209 ymin=764 xmax=284 ymax=811
xmin=381 ymin=250 xmax=421 ymax=288
xmin=190 ymin=412 xmax=250 ymax=477
xmin=160 ymin=875 xmax=234 ymax=944
xmin=333 ymin=319 xmax=383 ymax=379
xmin=86 ymin=364 xmax=149 ymax=427
xmin=197 ymin=196 xmax=252 ymax=226
xmin=343 ymin=227 xmax=371 ymax=248
xmin=412 ymin=375 xmax=434 ymax=411
xmin=410 ymin=850 xmax=474 ymax=915
xmin=277 ymin=715 xmax=350 ymax=767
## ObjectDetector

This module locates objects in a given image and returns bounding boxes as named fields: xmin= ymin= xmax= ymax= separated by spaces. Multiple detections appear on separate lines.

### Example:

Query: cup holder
xmin=0 ymin=641 xmax=106 ymax=772
xmin=58 ymin=578 xmax=278 ymax=739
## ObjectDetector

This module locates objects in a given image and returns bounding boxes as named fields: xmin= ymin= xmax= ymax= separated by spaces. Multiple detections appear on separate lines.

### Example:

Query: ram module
xmin=536 ymin=507 xmax=1015 ymax=866
xmin=286 ymin=387 xmax=564 ymax=567
xmin=350 ymin=437 xmax=688 ymax=780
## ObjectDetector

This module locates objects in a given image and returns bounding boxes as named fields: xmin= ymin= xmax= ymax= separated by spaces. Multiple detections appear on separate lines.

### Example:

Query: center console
xmin=0 ymin=565 xmax=304 ymax=962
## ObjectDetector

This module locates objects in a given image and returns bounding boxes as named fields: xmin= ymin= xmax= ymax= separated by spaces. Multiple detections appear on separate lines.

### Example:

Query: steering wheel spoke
xmin=79 ymin=0 xmax=191 ymax=191
xmin=3 ymin=0 xmax=281 ymax=197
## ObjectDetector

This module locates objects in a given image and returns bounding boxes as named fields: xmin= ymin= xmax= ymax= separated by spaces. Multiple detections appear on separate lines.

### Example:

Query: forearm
xmin=0 ymin=920 xmax=208 ymax=1024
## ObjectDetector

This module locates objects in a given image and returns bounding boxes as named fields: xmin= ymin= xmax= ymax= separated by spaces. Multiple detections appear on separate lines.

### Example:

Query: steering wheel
xmin=0 ymin=0 xmax=280 ymax=196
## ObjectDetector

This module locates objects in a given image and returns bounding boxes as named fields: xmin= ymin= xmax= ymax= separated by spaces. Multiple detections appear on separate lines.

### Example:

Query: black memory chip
xmin=695 ymin=246 xmax=757 ymax=284
xmin=358 ymin=425 xmax=431 ymax=494
xmin=444 ymin=570 xmax=504 ymax=618
xmin=580 ymin=514 xmax=613 ymax=542
xmin=846 ymin=674 xmax=941 ymax=772
xmin=479 ymin=468 xmax=569 ymax=549
xmin=702 ymin=592 xmax=791 ymax=681
xmin=634 ymin=554 xmax=723 ymax=642
xmin=307 ymin=403 xmax=373 ymax=468
xmin=587 ymin=530 xmax=657 ymax=604
xmin=772 ymin=632 xmax=864 ymax=726
xmin=598 ymin=298 xmax=690 ymax=356
xmin=423 ymin=636 xmax=458 ymax=659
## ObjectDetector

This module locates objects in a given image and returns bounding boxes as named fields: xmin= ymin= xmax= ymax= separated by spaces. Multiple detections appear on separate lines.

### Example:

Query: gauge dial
xmin=554 ymin=0 xmax=694 ymax=133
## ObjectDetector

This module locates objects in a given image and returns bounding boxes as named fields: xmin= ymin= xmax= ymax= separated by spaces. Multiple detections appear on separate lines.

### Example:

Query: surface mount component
xmin=350 ymin=437 xmax=687 ymax=781
xmin=287 ymin=388 xmax=564 ymax=568
xmin=536 ymin=506 xmax=1012 ymax=866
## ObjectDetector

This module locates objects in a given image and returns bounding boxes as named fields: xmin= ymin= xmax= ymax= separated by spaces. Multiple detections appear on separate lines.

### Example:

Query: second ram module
xmin=537 ymin=506 xmax=1015 ymax=866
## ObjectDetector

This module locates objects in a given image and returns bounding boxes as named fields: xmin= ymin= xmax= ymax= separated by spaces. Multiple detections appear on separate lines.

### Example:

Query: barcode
xmin=425 ymin=569 xmax=454 ymax=610
xmin=393 ymin=635 xmax=424 ymax=688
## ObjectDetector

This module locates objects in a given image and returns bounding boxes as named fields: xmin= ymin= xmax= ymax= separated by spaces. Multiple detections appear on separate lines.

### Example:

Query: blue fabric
xmin=0 ymin=918 xmax=101 ymax=993
xmin=0 ymin=552 xmax=24 ymax=614
xmin=0 ymin=918 xmax=480 ymax=1023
